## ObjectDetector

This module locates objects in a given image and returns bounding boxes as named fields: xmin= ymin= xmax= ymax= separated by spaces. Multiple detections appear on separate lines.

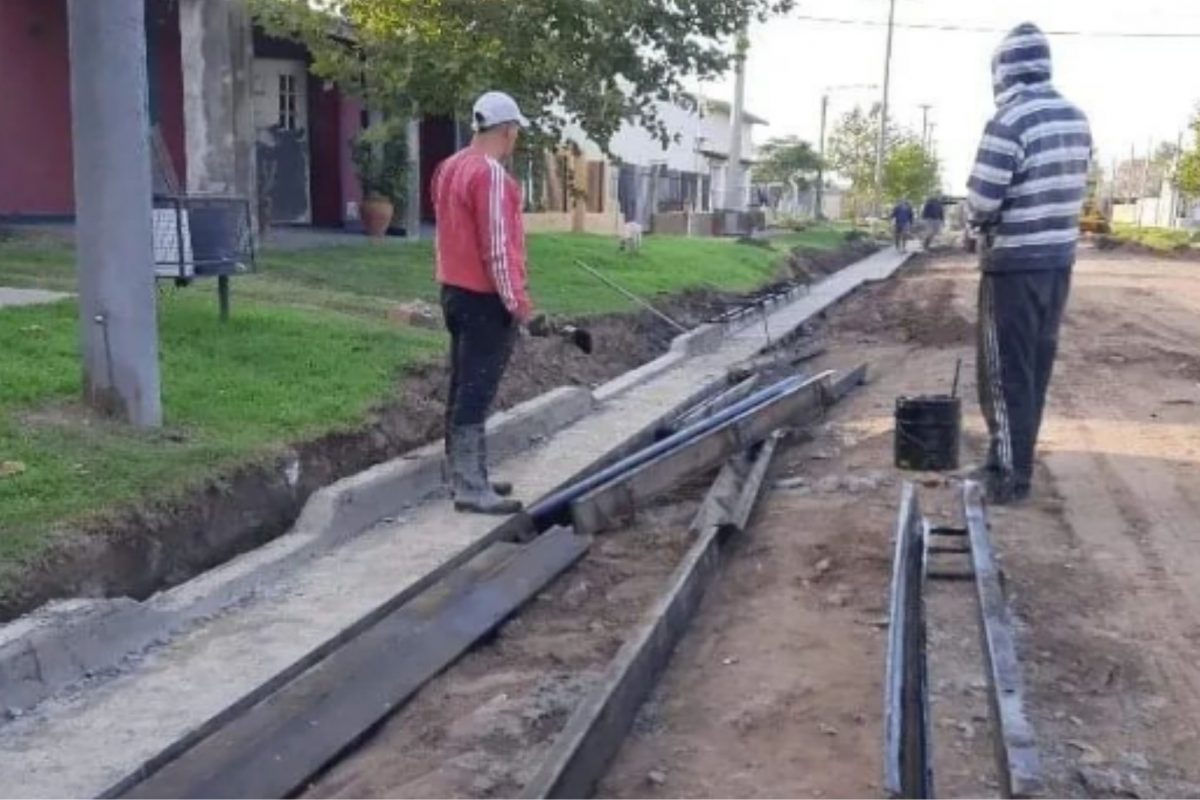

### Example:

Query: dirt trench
xmin=1 ymin=243 xmax=873 ymax=622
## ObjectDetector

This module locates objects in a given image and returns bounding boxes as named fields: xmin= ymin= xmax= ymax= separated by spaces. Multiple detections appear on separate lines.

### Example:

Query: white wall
xmin=560 ymin=97 xmax=761 ymax=172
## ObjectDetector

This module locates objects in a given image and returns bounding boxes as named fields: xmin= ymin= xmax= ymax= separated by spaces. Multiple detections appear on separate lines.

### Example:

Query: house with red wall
xmin=0 ymin=0 xmax=460 ymax=230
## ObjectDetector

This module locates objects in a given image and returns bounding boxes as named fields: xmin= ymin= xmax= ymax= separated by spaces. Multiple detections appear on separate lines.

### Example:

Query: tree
xmin=1177 ymin=108 xmax=1200 ymax=198
xmin=250 ymin=0 xmax=794 ymax=152
xmin=753 ymin=136 xmax=821 ymax=189
xmin=882 ymin=140 xmax=941 ymax=204
xmin=827 ymin=104 xmax=902 ymax=207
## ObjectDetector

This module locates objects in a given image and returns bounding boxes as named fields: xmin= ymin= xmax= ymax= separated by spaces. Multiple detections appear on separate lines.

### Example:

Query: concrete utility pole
xmin=919 ymin=104 xmax=933 ymax=151
xmin=817 ymin=93 xmax=829 ymax=220
xmin=873 ymin=0 xmax=898 ymax=213
xmin=724 ymin=26 xmax=750 ymax=214
xmin=405 ymin=117 xmax=422 ymax=240
xmin=67 ymin=0 xmax=162 ymax=427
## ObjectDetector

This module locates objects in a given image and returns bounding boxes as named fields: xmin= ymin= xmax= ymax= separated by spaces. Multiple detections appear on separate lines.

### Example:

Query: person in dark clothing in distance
xmin=921 ymin=196 xmax=945 ymax=249
xmin=966 ymin=22 xmax=1092 ymax=504
xmin=891 ymin=198 xmax=915 ymax=252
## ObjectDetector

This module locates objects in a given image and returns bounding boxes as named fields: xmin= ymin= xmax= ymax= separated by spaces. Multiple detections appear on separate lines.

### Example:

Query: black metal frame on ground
xmin=884 ymin=482 xmax=934 ymax=799
xmin=885 ymin=481 xmax=1042 ymax=799
xmin=962 ymin=480 xmax=1043 ymax=798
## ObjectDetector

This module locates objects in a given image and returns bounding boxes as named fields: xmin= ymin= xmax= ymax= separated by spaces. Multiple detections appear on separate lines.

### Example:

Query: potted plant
xmin=352 ymin=121 xmax=408 ymax=238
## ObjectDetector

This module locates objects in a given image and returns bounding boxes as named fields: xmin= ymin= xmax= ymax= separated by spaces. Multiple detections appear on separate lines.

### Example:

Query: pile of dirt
xmin=827 ymin=261 xmax=975 ymax=348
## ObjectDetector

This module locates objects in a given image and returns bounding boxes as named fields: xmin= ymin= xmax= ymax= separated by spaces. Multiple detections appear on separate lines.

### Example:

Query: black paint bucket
xmin=894 ymin=394 xmax=961 ymax=471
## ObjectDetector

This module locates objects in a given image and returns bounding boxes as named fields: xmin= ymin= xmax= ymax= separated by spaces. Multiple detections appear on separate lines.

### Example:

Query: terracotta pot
xmin=360 ymin=197 xmax=395 ymax=238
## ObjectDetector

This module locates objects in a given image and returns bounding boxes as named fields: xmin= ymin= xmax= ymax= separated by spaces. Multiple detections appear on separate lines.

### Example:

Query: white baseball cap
xmin=472 ymin=91 xmax=530 ymax=131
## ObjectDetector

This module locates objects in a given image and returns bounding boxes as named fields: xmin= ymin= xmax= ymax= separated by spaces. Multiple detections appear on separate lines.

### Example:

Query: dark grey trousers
xmin=441 ymin=285 xmax=517 ymax=436
xmin=976 ymin=268 xmax=1072 ymax=491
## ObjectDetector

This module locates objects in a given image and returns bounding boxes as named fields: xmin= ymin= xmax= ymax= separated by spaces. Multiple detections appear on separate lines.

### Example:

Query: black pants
xmin=441 ymin=285 xmax=517 ymax=435
xmin=976 ymin=269 xmax=1072 ymax=490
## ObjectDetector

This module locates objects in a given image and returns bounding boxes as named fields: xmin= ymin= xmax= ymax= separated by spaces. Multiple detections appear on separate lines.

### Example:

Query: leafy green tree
xmin=1177 ymin=109 xmax=1200 ymax=198
xmin=826 ymin=104 xmax=903 ymax=210
xmin=753 ymin=136 xmax=821 ymax=189
xmin=250 ymin=0 xmax=794 ymax=151
xmin=883 ymin=140 xmax=941 ymax=204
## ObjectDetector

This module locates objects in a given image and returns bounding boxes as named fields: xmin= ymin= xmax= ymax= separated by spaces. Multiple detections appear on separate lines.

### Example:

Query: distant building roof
xmin=681 ymin=93 xmax=769 ymax=126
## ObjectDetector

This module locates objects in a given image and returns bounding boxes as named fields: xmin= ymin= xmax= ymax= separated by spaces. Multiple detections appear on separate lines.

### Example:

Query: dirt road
xmin=308 ymin=247 xmax=1200 ymax=798
xmin=603 ymin=247 xmax=1200 ymax=798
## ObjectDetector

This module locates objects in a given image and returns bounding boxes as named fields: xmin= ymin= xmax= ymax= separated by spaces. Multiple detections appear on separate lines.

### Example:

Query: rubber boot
xmin=477 ymin=431 xmax=513 ymax=497
xmin=451 ymin=424 xmax=522 ymax=515
xmin=445 ymin=427 xmax=512 ymax=497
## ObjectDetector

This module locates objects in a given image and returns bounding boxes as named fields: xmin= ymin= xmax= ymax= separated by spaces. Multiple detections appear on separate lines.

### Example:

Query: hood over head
xmin=991 ymin=22 xmax=1052 ymax=105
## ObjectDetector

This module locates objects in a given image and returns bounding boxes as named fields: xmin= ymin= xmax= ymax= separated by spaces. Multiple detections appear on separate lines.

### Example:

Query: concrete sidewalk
xmin=0 ymin=288 xmax=70 ymax=309
xmin=0 ymin=248 xmax=911 ymax=798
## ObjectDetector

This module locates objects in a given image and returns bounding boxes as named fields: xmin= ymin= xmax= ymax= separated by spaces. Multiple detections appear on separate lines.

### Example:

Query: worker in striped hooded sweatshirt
xmin=433 ymin=91 xmax=534 ymax=515
xmin=967 ymin=22 xmax=1092 ymax=504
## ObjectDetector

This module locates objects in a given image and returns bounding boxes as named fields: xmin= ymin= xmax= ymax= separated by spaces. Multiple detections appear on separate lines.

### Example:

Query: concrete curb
xmin=0 ymin=387 xmax=594 ymax=716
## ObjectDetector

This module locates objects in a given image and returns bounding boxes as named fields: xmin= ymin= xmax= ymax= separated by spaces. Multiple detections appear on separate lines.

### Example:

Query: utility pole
xmin=67 ymin=0 xmax=162 ymax=427
xmin=873 ymin=0 xmax=898 ymax=214
xmin=405 ymin=116 xmax=421 ymax=240
xmin=919 ymin=104 xmax=933 ymax=151
xmin=724 ymin=25 xmax=750 ymax=216
xmin=817 ymin=93 xmax=829 ymax=220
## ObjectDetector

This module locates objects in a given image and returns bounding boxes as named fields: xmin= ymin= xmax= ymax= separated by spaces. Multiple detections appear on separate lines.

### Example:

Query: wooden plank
xmin=118 ymin=528 xmax=590 ymax=800
xmin=570 ymin=374 xmax=830 ymax=535
xmin=523 ymin=435 xmax=781 ymax=799
xmin=963 ymin=481 xmax=1043 ymax=798
xmin=883 ymin=482 xmax=933 ymax=799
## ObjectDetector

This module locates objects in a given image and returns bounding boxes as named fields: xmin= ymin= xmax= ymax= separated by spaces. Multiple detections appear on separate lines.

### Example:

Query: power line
xmin=792 ymin=13 xmax=1200 ymax=39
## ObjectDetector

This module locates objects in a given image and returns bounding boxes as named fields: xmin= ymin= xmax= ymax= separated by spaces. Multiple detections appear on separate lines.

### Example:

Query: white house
xmin=562 ymin=94 xmax=768 ymax=228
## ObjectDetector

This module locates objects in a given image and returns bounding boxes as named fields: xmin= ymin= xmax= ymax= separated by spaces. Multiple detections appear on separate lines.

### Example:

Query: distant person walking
xmin=920 ymin=195 xmax=945 ymax=249
xmin=967 ymin=22 xmax=1092 ymax=503
xmin=891 ymin=198 xmax=914 ymax=252
xmin=432 ymin=91 xmax=533 ymax=515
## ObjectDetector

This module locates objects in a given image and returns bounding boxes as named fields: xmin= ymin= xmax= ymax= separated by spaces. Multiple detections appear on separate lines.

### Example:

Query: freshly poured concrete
xmin=0 ymin=248 xmax=909 ymax=798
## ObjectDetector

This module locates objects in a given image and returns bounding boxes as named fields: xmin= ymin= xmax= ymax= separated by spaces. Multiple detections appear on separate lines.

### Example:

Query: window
xmin=278 ymin=74 xmax=298 ymax=131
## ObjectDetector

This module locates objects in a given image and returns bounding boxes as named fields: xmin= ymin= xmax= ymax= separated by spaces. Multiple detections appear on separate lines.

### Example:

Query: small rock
xmin=1069 ymin=715 xmax=1084 ymax=727
xmin=818 ymin=722 xmax=838 ymax=736
xmin=562 ymin=579 xmax=591 ymax=609
xmin=815 ymin=475 xmax=843 ymax=493
xmin=1077 ymin=766 xmax=1142 ymax=798
xmin=826 ymin=592 xmax=848 ymax=608
xmin=1066 ymin=739 xmax=1107 ymax=766
xmin=722 ymin=657 xmax=740 ymax=666
xmin=647 ymin=770 xmax=667 ymax=787
xmin=775 ymin=476 xmax=809 ymax=490
xmin=956 ymin=721 xmax=976 ymax=740
xmin=814 ymin=557 xmax=833 ymax=576
xmin=1121 ymin=753 xmax=1151 ymax=771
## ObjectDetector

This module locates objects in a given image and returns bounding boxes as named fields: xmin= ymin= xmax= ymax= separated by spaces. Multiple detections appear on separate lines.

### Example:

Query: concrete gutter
xmin=0 ymin=386 xmax=594 ymax=716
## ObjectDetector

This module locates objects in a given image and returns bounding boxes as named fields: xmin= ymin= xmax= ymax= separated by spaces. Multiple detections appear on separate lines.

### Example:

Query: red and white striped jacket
xmin=432 ymin=148 xmax=532 ymax=322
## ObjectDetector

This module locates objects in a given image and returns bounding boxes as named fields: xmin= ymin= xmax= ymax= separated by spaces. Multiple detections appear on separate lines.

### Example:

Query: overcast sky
xmin=703 ymin=0 xmax=1200 ymax=191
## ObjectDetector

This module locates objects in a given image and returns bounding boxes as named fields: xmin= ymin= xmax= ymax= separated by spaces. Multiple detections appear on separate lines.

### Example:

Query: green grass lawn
xmin=0 ymin=225 xmax=849 ymax=584
xmin=1110 ymin=223 xmax=1200 ymax=253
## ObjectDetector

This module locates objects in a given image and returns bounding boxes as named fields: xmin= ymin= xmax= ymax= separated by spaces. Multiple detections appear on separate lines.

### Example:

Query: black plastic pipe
xmin=528 ymin=372 xmax=815 ymax=529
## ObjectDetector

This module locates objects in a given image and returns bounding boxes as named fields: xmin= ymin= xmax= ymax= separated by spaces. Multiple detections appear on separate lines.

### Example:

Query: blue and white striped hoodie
xmin=967 ymin=23 xmax=1093 ymax=272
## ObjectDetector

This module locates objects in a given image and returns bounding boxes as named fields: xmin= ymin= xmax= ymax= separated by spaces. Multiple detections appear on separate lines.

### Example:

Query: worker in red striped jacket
xmin=432 ymin=91 xmax=533 ymax=515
